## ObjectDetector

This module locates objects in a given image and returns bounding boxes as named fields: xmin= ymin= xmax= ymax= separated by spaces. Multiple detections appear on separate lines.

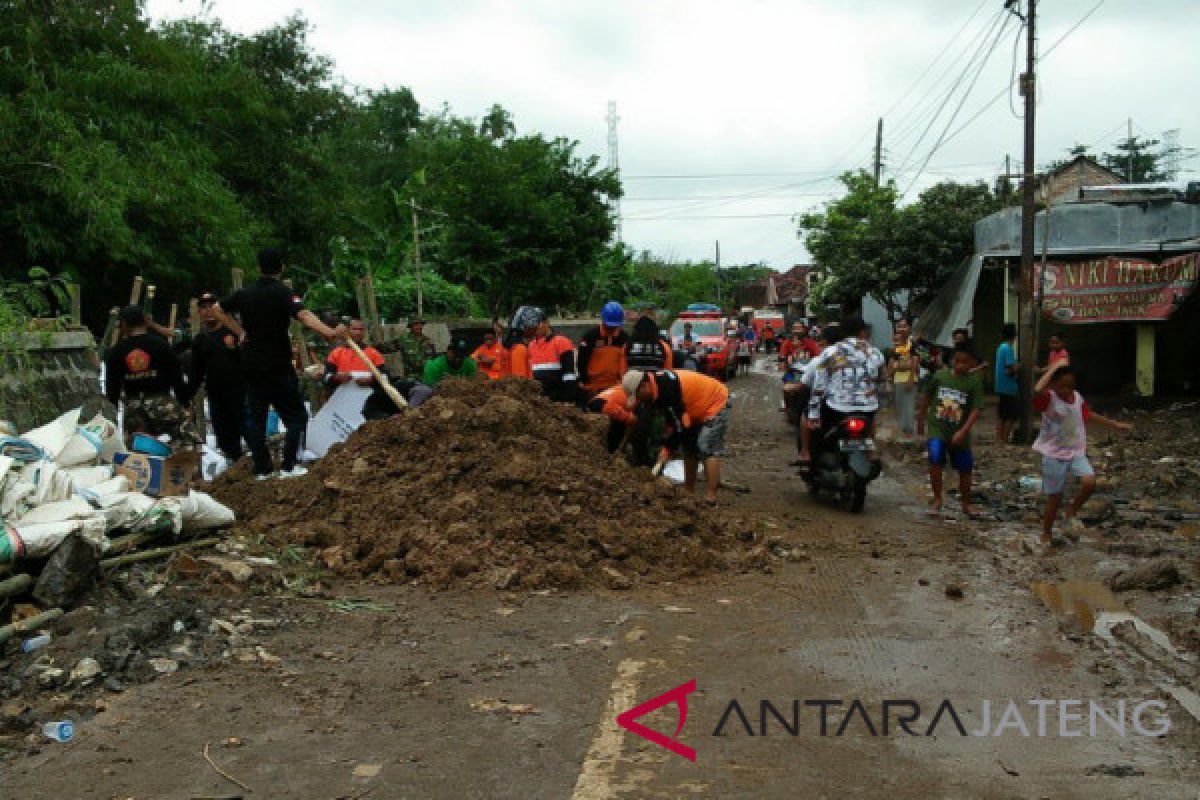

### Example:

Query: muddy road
xmin=3 ymin=365 xmax=1198 ymax=798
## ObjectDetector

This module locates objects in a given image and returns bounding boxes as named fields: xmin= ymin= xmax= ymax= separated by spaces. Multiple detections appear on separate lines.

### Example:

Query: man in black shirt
xmin=216 ymin=248 xmax=344 ymax=480
xmin=189 ymin=292 xmax=247 ymax=462
xmin=105 ymin=305 xmax=200 ymax=450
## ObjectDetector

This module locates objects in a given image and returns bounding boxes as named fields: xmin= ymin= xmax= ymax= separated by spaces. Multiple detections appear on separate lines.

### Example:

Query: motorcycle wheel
xmin=849 ymin=476 xmax=867 ymax=513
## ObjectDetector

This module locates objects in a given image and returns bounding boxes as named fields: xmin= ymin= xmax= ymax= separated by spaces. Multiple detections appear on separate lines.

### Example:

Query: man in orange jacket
xmin=623 ymin=368 xmax=730 ymax=504
xmin=472 ymin=328 xmax=509 ymax=380
xmin=578 ymin=301 xmax=628 ymax=400
xmin=586 ymin=385 xmax=635 ymax=454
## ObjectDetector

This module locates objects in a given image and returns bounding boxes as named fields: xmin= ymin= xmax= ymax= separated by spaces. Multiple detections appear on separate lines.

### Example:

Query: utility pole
xmin=410 ymin=197 xmax=423 ymax=319
xmin=1016 ymin=0 xmax=1038 ymax=443
xmin=873 ymin=117 xmax=884 ymax=184
xmin=714 ymin=240 xmax=722 ymax=307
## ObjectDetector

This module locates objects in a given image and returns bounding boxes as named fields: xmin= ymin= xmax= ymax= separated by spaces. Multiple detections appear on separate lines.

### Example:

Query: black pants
xmin=208 ymin=386 xmax=247 ymax=461
xmin=245 ymin=371 xmax=308 ymax=475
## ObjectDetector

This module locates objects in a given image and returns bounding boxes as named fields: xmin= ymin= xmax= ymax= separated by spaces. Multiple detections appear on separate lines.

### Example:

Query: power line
xmin=892 ymin=8 xmax=1009 ymax=177
xmin=901 ymin=12 xmax=1015 ymax=197
xmin=626 ymin=212 xmax=798 ymax=221
xmin=937 ymin=0 xmax=1107 ymax=151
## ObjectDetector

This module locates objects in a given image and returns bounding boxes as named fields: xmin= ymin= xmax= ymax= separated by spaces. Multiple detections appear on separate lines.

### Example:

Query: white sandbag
xmin=81 ymin=414 xmax=122 ymax=463
xmin=21 ymin=409 xmax=81 ymax=460
xmin=22 ymin=462 xmax=73 ymax=506
xmin=77 ymin=475 xmax=130 ymax=505
xmin=16 ymin=497 xmax=96 ymax=525
xmin=12 ymin=519 xmax=83 ymax=559
xmin=178 ymin=490 xmax=235 ymax=532
xmin=123 ymin=496 xmax=183 ymax=536
xmin=79 ymin=515 xmax=111 ymax=553
xmin=92 ymin=491 xmax=158 ymax=532
xmin=56 ymin=428 xmax=103 ymax=468
xmin=65 ymin=465 xmax=114 ymax=492
xmin=1 ymin=481 xmax=35 ymax=521
xmin=0 ymin=454 xmax=14 ymax=479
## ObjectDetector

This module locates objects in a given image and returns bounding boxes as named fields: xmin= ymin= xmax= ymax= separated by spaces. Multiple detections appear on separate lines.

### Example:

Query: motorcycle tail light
xmin=845 ymin=418 xmax=867 ymax=435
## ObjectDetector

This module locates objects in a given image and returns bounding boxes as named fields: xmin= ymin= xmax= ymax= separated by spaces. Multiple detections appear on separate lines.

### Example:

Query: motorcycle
xmin=802 ymin=413 xmax=882 ymax=513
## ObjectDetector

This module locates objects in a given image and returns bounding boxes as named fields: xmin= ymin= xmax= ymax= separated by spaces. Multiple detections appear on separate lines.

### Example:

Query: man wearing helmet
xmin=577 ymin=301 xmax=629 ymax=401
xmin=507 ymin=306 xmax=579 ymax=403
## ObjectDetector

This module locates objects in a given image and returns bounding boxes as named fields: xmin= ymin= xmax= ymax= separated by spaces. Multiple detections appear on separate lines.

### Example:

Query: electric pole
xmin=715 ymin=240 xmax=722 ymax=307
xmin=1016 ymin=0 xmax=1038 ymax=443
xmin=873 ymin=117 xmax=884 ymax=184
xmin=411 ymin=197 xmax=423 ymax=319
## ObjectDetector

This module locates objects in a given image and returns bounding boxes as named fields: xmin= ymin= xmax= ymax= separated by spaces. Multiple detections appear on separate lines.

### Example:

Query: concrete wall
xmin=0 ymin=330 xmax=107 ymax=432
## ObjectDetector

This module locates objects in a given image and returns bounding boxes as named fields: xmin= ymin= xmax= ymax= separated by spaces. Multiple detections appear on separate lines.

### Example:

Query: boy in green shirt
xmin=918 ymin=345 xmax=985 ymax=516
xmin=422 ymin=339 xmax=478 ymax=385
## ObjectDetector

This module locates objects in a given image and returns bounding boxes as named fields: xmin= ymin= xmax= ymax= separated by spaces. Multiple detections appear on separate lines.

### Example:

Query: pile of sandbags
xmin=0 ymin=409 xmax=235 ymax=565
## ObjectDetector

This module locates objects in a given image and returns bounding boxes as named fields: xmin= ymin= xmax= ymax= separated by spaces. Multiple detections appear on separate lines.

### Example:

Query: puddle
xmin=1030 ymin=580 xmax=1124 ymax=633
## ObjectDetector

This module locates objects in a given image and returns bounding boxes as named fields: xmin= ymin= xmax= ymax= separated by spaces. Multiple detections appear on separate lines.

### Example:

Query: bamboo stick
xmin=99 ymin=537 xmax=221 ymax=570
xmin=0 ymin=608 xmax=63 ymax=646
xmin=0 ymin=573 xmax=32 ymax=599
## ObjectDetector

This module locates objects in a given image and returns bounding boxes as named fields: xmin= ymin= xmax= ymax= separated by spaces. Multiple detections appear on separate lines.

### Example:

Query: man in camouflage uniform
xmin=105 ymin=305 xmax=202 ymax=450
xmin=393 ymin=318 xmax=438 ymax=378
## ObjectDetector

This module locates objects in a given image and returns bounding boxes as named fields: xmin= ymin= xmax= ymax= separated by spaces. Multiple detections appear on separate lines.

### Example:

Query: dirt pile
xmin=209 ymin=379 xmax=768 ymax=589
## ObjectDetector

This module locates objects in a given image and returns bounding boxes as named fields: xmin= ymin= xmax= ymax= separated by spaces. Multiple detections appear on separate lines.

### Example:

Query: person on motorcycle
xmin=778 ymin=321 xmax=821 ymax=366
xmin=797 ymin=316 xmax=884 ymax=468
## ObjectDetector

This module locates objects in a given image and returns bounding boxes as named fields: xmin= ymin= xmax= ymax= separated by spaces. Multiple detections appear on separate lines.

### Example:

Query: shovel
xmin=344 ymin=338 xmax=408 ymax=410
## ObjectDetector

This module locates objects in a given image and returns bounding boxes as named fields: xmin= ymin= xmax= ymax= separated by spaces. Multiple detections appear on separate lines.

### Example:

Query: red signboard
xmin=1037 ymin=252 xmax=1199 ymax=324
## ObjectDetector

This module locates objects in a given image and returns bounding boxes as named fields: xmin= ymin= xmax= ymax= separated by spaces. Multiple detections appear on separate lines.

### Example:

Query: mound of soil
xmin=209 ymin=379 xmax=767 ymax=589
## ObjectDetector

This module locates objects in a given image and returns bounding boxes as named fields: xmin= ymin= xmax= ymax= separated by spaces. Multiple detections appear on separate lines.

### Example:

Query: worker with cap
xmin=212 ymin=247 xmax=345 ymax=480
xmin=395 ymin=317 xmax=438 ymax=378
xmin=105 ymin=305 xmax=202 ymax=450
xmin=189 ymin=292 xmax=247 ymax=461
xmin=472 ymin=327 xmax=510 ymax=380
xmin=577 ymin=301 xmax=628 ymax=401
xmin=622 ymin=368 xmax=730 ymax=504
xmin=527 ymin=313 xmax=579 ymax=403
xmin=586 ymin=384 xmax=636 ymax=454
xmin=423 ymin=338 xmax=478 ymax=385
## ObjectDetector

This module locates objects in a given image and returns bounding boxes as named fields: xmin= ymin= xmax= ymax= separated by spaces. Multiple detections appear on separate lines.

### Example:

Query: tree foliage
xmin=0 ymin=1 xmax=620 ymax=328
xmin=798 ymin=171 xmax=1005 ymax=318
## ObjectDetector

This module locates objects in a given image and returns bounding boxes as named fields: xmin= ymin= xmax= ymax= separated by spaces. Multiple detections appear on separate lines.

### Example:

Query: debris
xmin=203 ymin=741 xmax=253 ymax=792
xmin=33 ymin=535 xmax=101 ymax=608
xmin=352 ymin=764 xmax=383 ymax=778
xmin=148 ymin=658 xmax=179 ymax=674
xmin=42 ymin=719 xmax=74 ymax=742
xmin=198 ymin=556 xmax=255 ymax=583
xmin=70 ymin=657 xmax=103 ymax=686
xmin=208 ymin=379 xmax=764 ymax=590
xmin=19 ymin=633 xmax=51 ymax=653
xmin=601 ymin=566 xmax=632 ymax=591
xmin=997 ymin=759 xmax=1020 ymax=777
xmin=944 ymin=585 xmax=965 ymax=600
xmin=99 ymin=537 xmax=222 ymax=570
xmin=662 ymin=605 xmax=695 ymax=614
xmin=1084 ymin=764 xmax=1144 ymax=778
xmin=0 ymin=607 xmax=64 ymax=646
xmin=469 ymin=698 xmax=540 ymax=716
xmin=1106 ymin=560 xmax=1182 ymax=592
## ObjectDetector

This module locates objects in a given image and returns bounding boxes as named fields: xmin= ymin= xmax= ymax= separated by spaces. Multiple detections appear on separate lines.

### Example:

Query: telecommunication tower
xmin=1163 ymin=129 xmax=1181 ymax=181
xmin=607 ymin=101 xmax=622 ymax=241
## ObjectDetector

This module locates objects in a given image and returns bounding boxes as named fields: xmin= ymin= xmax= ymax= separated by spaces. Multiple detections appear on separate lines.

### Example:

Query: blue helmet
xmin=601 ymin=301 xmax=625 ymax=328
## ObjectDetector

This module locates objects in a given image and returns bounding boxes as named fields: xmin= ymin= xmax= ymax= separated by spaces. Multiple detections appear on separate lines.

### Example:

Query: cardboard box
xmin=112 ymin=451 xmax=201 ymax=497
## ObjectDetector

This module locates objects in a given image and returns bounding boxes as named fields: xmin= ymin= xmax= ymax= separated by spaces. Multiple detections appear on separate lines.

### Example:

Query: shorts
xmin=682 ymin=405 xmax=730 ymax=458
xmin=1041 ymin=454 xmax=1093 ymax=495
xmin=996 ymin=393 xmax=1020 ymax=421
xmin=927 ymin=438 xmax=973 ymax=472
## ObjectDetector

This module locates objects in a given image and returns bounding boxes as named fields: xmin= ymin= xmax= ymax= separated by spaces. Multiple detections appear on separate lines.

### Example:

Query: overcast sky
xmin=147 ymin=0 xmax=1199 ymax=270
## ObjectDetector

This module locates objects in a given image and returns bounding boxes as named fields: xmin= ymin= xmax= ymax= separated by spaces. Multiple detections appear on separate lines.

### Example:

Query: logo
xmin=125 ymin=348 xmax=152 ymax=373
xmin=616 ymin=679 xmax=697 ymax=762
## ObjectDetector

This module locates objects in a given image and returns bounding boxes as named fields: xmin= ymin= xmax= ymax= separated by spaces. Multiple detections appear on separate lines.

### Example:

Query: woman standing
xmin=886 ymin=319 xmax=919 ymax=438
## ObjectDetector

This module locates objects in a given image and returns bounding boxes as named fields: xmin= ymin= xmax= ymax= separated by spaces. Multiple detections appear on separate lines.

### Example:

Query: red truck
xmin=669 ymin=306 xmax=738 ymax=380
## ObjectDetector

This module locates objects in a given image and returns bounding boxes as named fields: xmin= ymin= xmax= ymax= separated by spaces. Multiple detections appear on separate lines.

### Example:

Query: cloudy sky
xmin=147 ymin=0 xmax=1199 ymax=270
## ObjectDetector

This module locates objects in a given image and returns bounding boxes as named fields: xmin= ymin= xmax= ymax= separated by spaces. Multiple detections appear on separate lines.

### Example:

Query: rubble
xmin=1107 ymin=560 xmax=1183 ymax=593
xmin=209 ymin=378 xmax=769 ymax=590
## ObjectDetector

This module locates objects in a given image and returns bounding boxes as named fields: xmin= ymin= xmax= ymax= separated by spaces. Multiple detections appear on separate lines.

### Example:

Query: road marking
xmin=571 ymin=655 xmax=646 ymax=800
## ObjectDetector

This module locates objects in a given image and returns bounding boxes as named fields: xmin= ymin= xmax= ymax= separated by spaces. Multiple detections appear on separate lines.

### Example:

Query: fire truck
xmin=668 ymin=304 xmax=739 ymax=380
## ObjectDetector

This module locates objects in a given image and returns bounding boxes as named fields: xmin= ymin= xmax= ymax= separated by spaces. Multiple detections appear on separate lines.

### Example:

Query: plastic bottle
xmin=20 ymin=634 xmax=51 ymax=653
xmin=42 ymin=721 xmax=74 ymax=742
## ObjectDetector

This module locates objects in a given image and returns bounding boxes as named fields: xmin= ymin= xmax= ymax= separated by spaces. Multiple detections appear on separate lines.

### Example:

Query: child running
xmin=1033 ymin=359 xmax=1132 ymax=546
xmin=919 ymin=345 xmax=985 ymax=516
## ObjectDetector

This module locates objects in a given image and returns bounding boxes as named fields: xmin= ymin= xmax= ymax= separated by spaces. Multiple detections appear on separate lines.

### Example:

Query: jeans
xmin=893 ymin=382 xmax=917 ymax=434
xmin=245 ymin=371 xmax=308 ymax=475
